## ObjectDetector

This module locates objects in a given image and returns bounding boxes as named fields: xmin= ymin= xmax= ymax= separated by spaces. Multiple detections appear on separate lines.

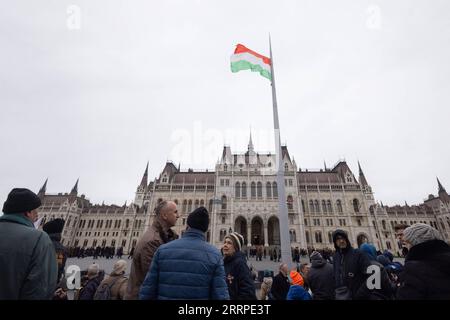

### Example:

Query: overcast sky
xmin=1 ymin=0 xmax=449 ymax=210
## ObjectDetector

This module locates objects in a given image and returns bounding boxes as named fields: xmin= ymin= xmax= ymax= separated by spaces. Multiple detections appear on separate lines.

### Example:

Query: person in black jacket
xmin=269 ymin=263 xmax=290 ymax=300
xmin=308 ymin=251 xmax=335 ymax=300
xmin=43 ymin=218 xmax=67 ymax=282
xmin=78 ymin=263 xmax=104 ymax=300
xmin=397 ymin=223 xmax=450 ymax=299
xmin=332 ymin=229 xmax=371 ymax=300
xmin=222 ymin=232 xmax=256 ymax=300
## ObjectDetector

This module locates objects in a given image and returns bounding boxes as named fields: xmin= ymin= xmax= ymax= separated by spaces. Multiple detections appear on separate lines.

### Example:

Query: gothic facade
xmin=36 ymin=139 xmax=450 ymax=255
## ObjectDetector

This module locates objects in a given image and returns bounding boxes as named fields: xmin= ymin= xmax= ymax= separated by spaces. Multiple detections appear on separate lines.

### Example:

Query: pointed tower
xmin=357 ymin=161 xmax=373 ymax=201
xmin=437 ymin=177 xmax=450 ymax=203
xmin=358 ymin=161 xmax=368 ymax=187
xmin=248 ymin=130 xmax=254 ymax=154
xmin=139 ymin=162 xmax=149 ymax=189
xmin=70 ymin=178 xmax=79 ymax=195
xmin=135 ymin=162 xmax=149 ymax=207
xmin=38 ymin=178 xmax=48 ymax=198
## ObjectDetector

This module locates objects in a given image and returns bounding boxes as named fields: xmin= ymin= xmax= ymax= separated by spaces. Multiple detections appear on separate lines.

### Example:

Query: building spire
xmin=358 ymin=161 xmax=368 ymax=186
xmin=324 ymin=160 xmax=327 ymax=171
xmin=437 ymin=177 xmax=446 ymax=193
xmin=38 ymin=178 xmax=48 ymax=196
xmin=70 ymin=178 xmax=79 ymax=195
xmin=248 ymin=128 xmax=254 ymax=153
xmin=437 ymin=177 xmax=450 ymax=203
xmin=140 ymin=162 xmax=149 ymax=188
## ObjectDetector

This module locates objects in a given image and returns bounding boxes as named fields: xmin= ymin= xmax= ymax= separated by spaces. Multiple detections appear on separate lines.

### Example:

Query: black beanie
xmin=187 ymin=206 xmax=209 ymax=232
xmin=2 ymin=188 xmax=41 ymax=214
xmin=43 ymin=218 xmax=65 ymax=235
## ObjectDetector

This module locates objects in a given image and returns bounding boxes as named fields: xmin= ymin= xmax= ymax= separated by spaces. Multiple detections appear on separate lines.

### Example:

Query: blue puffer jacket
xmin=139 ymin=228 xmax=229 ymax=300
xmin=286 ymin=285 xmax=312 ymax=300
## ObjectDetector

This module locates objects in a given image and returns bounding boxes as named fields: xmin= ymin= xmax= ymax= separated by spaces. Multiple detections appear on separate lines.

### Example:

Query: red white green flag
xmin=230 ymin=44 xmax=271 ymax=80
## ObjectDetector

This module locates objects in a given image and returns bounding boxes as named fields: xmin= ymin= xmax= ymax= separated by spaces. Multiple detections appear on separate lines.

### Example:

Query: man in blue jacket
xmin=139 ymin=206 xmax=229 ymax=300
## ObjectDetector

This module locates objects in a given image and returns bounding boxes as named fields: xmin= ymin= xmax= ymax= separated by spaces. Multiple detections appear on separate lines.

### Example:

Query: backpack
xmin=93 ymin=276 xmax=124 ymax=300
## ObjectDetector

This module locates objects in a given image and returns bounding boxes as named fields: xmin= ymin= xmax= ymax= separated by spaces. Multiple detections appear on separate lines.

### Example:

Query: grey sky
xmin=1 ymin=0 xmax=449 ymax=209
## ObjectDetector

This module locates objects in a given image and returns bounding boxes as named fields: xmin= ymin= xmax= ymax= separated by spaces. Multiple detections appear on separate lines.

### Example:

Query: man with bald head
xmin=125 ymin=200 xmax=179 ymax=299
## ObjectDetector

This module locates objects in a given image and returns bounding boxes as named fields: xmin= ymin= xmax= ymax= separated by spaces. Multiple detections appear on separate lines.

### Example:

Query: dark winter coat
xmin=332 ymin=229 xmax=371 ymax=299
xmin=78 ymin=273 xmax=104 ymax=300
xmin=397 ymin=240 xmax=450 ymax=300
xmin=47 ymin=233 xmax=68 ymax=282
xmin=0 ymin=214 xmax=57 ymax=300
xmin=269 ymin=272 xmax=290 ymax=300
xmin=308 ymin=253 xmax=335 ymax=300
xmin=139 ymin=228 xmax=229 ymax=300
xmin=224 ymin=251 xmax=256 ymax=300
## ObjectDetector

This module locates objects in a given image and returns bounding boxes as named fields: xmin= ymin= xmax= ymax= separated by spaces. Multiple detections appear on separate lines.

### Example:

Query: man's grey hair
xmin=154 ymin=200 xmax=170 ymax=216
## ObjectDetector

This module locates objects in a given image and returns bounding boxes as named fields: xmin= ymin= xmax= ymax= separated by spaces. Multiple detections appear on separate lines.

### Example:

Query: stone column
xmin=264 ymin=221 xmax=269 ymax=247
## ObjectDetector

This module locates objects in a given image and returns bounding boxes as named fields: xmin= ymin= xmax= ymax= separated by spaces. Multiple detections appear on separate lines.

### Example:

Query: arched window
xmin=200 ymin=199 xmax=204 ymax=207
xmin=118 ymin=220 xmax=121 ymax=229
xmin=251 ymin=182 xmax=256 ymax=198
xmin=309 ymin=200 xmax=314 ymax=213
xmin=272 ymin=182 xmax=278 ymax=198
xmin=257 ymin=182 xmax=262 ymax=198
xmin=285 ymin=163 xmax=289 ymax=171
xmin=322 ymin=200 xmax=327 ymax=213
xmin=221 ymin=195 xmax=227 ymax=210
xmin=188 ymin=200 xmax=192 ymax=212
xmin=287 ymin=196 xmax=294 ymax=210
xmin=195 ymin=199 xmax=199 ymax=209
xmin=305 ymin=231 xmax=310 ymax=243
xmin=242 ymin=182 xmax=247 ymax=198
xmin=182 ymin=200 xmax=187 ymax=213
xmin=337 ymin=200 xmax=343 ymax=213
xmin=290 ymin=230 xmax=297 ymax=242
xmin=235 ymin=182 xmax=241 ymax=198
xmin=219 ymin=229 xmax=227 ymax=242
xmin=382 ymin=220 xmax=386 ymax=230
xmin=314 ymin=200 xmax=320 ymax=213
xmin=386 ymin=241 xmax=392 ymax=250
xmin=173 ymin=199 xmax=178 ymax=205
xmin=208 ymin=199 xmax=213 ymax=212
xmin=125 ymin=219 xmax=129 ymax=229
xmin=301 ymin=200 xmax=306 ymax=212
xmin=353 ymin=199 xmax=360 ymax=213
xmin=266 ymin=182 xmax=272 ymax=198
xmin=327 ymin=200 xmax=333 ymax=213
xmin=224 ymin=164 xmax=228 ymax=172
xmin=315 ymin=231 xmax=322 ymax=243
xmin=328 ymin=231 xmax=333 ymax=243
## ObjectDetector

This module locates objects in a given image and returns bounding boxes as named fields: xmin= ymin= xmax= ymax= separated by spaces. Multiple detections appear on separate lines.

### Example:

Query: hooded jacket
xmin=332 ymin=229 xmax=371 ymax=300
xmin=308 ymin=252 xmax=335 ymax=300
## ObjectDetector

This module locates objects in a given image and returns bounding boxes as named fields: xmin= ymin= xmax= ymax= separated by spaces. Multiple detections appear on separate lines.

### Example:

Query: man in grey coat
xmin=0 ymin=188 xmax=57 ymax=299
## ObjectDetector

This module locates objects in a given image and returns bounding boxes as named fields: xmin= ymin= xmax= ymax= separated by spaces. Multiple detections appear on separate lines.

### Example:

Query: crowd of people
xmin=1 ymin=187 xmax=450 ymax=300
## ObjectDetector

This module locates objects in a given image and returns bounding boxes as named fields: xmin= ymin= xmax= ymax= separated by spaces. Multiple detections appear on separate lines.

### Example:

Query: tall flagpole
xmin=269 ymin=35 xmax=293 ymax=269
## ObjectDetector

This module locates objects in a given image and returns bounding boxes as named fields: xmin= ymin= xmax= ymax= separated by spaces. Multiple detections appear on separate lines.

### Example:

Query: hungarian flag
xmin=230 ymin=44 xmax=271 ymax=80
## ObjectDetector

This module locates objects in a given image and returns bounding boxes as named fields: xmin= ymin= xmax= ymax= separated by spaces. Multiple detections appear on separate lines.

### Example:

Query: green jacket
xmin=0 ymin=214 xmax=58 ymax=299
